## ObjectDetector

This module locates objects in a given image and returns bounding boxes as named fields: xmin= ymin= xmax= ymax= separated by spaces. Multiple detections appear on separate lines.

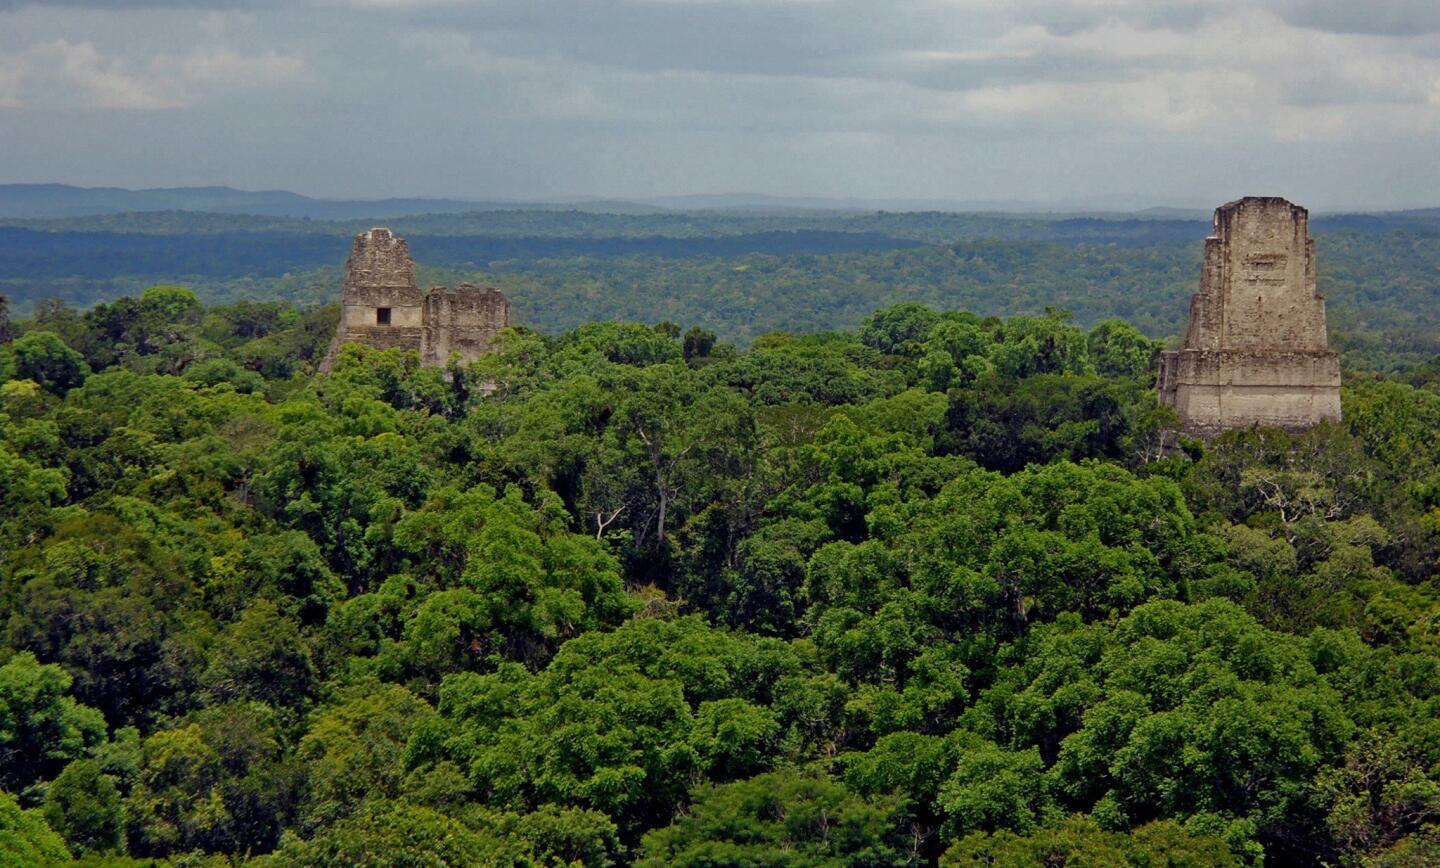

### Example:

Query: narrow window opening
xmin=376 ymin=307 xmax=392 ymax=325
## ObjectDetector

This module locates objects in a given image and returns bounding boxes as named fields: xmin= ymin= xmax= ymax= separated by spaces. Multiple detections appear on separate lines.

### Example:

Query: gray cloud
xmin=1266 ymin=0 xmax=1440 ymax=36
xmin=0 ymin=0 xmax=263 ymax=7
xmin=1 ymin=0 xmax=1439 ymax=209
xmin=0 ymin=0 xmax=246 ymax=9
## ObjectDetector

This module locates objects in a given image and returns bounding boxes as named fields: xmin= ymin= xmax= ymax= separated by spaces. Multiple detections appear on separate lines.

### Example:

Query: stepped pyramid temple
xmin=319 ymin=228 xmax=510 ymax=372
xmin=1157 ymin=197 xmax=1341 ymax=436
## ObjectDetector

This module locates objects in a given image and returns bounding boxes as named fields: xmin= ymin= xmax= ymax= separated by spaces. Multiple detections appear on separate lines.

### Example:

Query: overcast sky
xmin=1 ymin=0 xmax=1438 ymax=209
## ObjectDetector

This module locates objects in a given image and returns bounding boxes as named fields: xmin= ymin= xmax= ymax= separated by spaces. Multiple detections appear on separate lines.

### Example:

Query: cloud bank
xmin=1 ymin=0 xmax=1438 ymax=208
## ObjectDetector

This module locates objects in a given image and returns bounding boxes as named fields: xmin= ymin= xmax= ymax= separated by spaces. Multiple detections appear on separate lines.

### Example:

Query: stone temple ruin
xmin=1158 ymin=197 xmax=1341 ymax=436
xmin=319 ymin=228 xmax=510 ymax=372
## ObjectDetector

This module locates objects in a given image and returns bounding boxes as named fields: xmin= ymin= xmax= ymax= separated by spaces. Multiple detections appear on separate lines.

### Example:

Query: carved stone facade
xmin=1158 ymin=197 xmax=1341 ymax=436
xmin=319 ymin=228 xmax=510 ymax=372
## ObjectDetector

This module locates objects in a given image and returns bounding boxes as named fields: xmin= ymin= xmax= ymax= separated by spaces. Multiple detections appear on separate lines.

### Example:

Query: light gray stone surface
xmin=319 ymin=228 xmax=510 ymax=372
xmin=1158 ymin=197 xmax=1342 ymax=436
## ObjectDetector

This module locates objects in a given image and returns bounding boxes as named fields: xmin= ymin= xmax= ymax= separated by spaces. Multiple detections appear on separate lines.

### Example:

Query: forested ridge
xmin=3 ymin=209 xmax=1440 ymax=368
xmin=4 ymin=287 xmax=1440 ymax=866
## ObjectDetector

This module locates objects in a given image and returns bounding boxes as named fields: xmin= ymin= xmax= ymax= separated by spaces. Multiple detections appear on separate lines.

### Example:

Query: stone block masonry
xmin=319 ymin=228 xmax=511 ymax=372
xmin=422 ymin=283 xmax=511 ymax=368
xmin=1157 ymin=197 xmax=1341 ymax=436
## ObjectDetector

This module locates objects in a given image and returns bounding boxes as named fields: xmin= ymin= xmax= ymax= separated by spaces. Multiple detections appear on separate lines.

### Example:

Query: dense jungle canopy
xmin=2 ymin=287 xmax=1440 ymax=865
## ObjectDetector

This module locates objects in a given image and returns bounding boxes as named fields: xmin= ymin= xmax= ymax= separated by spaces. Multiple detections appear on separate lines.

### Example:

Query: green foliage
xmin=200 ymin=600 xmax=317 ymax=710
xmin=426 ymin=618 xmax=785 ymax=839
xmin=4 ymin=512 xmax=204 ymax=726
xmin=11 ymin=331 xmax=89 ymax=395
xmin=939 ymin=742 xmax=1056 ymax=838
xmin=296 ymin=682 xmax=433 ymax=832
xmin=1362 ymin=827 xmax=1440 ymax=867
xmin=970 ymin=600 xmax=1355 ymax=859
xmin=260 ymin=802 xmax=509 ymax=867
xmin=2 ymin=289 xmax=1440 ymax=865
xmin=556 ymin=321 xmax=683 ymax=368
xmin=125 ymin=702 xmax=298 ymax=856
xmin=0 ymin=433 xmax=67 ymax=550
xmin=138 ymin=285 xmax=201 ymax=325
xmin=0 ymin=653 xmax=105 ymax=792
xmin=389 ymin=484 xmax=636 ymax=673
xmin=42 ymin=760 xmax=123 ymax=855
xmin=638 ymin=769 xmax=913 ymax=866
xmin=468 ymin=804 xmax=626 ymax=867
xmin=940 ymin=815 xmax=1238 ymax=867
xmin=690 ymin=698 xmax=781 ymax=781
xmin=1088 ymin=319 xmax=1164 ymax=382
xmin=1316 ymin=727 xmax=1440 ymax=856
xmin=682 ymin=325 xmax=716 ymax=363
xmin=0 ymin=789 xmax=71 ymax=866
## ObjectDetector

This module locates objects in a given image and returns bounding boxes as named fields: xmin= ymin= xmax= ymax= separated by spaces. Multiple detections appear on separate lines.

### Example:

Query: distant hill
xmin=0 ymin=184 xmax=665 ymax=220
xmin=0 ymin=208 xmax=1214 ymax=243
xmin=7 ymin=184 xmax=1438 ymax=222
xmin=1 ymin=197 xmax=1437 ymax=361
xmin=640 ymin=193 xmax=1219 ymax=214
xmin=0 ymin=226 xmax=929 ymax=280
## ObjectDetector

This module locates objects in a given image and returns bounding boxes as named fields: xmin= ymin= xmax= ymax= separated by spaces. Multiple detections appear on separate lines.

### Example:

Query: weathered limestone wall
xmin=320 ymin=228 xmax=510 ymax=372
xmin=423 ymin=283 xmax=511 ymax=367
xmin=320 ymin=228 xmax=424 ymax=372
xmin=1159 ymin=197 xmax=1341 ymax=436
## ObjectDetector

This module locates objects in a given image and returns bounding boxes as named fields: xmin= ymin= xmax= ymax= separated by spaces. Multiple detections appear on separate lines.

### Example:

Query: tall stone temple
xmin=319 ymin=227 xmax=510 ymax=373
xmin=1157 ymin=197 xmax=1341 ymax=436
